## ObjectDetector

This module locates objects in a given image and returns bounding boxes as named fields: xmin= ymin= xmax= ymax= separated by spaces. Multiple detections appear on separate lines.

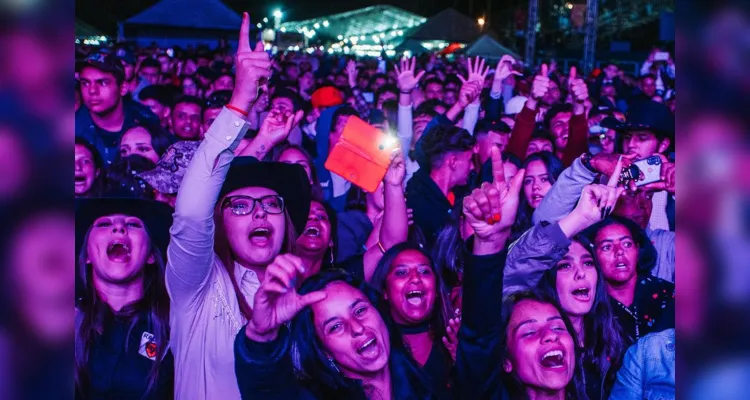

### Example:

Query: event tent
xmin=404 ymin=8 xmax=481 ymax=43
xmin=463 ymin=34 xmax=521 ymax=60
xmin=122 ymin=0 xmax=242 ymax=48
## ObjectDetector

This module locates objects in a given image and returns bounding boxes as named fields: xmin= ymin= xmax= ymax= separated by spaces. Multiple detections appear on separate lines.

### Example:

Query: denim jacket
xmin=610 ymin=329 xmax=675 ymax=400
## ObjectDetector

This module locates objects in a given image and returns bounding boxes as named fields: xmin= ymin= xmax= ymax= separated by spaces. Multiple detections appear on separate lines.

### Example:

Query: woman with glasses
xmin=165 ymin=25 xmax=313 ymax=397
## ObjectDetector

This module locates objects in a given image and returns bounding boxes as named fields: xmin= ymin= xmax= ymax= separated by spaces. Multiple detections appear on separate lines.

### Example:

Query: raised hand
xmin=459 ymin=56 xmax=491 ymax=85
xmin=230 ymin=13 xmax=272 ymax=112
xmin=394 ymin=57 xmax=425 ymax=93
xmin=258 ymin=108 xmax=304 ymax=146
xmin=560 ymin=157 xmax=626 ymax=237
xmin=345 ymin=59 xmax=358 ymax=89
xmin=568 ymin=66 xmax=589 ymax=104
xmin=531 ymin=64 xmax=552 ymax=101
xmin=383 ymin=148 xmax=406 ymax=187
xmin=441 ymin=313 xmax=461 ymax=361
xmin=590 ymin=152 xmax=637 ymax=177
xmin=493 ymin=55 xmax=522 ymax=86
xmin=458 ymin=80 xmax=482 ymax=108
xmin=463 ymin=147 xmax=525 ymax=245
xmin=246 ymin=254 xmax=328 ymax=342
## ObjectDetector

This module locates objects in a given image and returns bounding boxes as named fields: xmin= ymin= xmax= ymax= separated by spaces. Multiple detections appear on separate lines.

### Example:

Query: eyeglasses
xmin=221 ymin=195 xmax=285 ymax=216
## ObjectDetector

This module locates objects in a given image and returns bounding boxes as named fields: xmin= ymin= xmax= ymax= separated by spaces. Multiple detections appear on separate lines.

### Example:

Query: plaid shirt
xmin=350 ymin=87 xmax=371 ymax=119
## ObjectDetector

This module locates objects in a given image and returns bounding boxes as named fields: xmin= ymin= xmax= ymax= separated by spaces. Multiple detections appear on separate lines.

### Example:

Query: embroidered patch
xmin=139 ymin=331 xmax=157 ymax=361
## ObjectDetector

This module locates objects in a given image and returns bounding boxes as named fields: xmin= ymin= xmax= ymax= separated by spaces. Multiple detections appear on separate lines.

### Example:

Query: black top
xmin=406 ymin=169 xmax=455 ymax=249
xmin=78 ymin=310 xmax=173 ymax=400
xmin=234 ymin=247 xmax=511 ymax=400
xmin=418 ymin=340 xmax=452 ymax=400
xmin=610 ymin=275 xmax=675 ymax=347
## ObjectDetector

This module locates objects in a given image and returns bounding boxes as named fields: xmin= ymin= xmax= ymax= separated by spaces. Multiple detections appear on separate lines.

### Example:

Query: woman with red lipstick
xmin=369 ymin=243 xmax=456 ymax=398
xmin=233 ymin=147 xmax=526 ymax=399
xmin=74 ymin=198 xmax=174 ymax=399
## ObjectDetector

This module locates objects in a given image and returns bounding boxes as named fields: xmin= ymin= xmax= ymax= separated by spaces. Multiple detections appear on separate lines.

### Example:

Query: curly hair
xmin=420 ymin=124 xmax=476 ymax=170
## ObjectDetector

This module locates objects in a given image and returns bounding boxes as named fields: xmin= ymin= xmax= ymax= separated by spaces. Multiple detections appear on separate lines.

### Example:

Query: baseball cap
xmin=81 ymin=52 xmax=125 ymax=82
xmin=311 ymin=86 xmax=344 ymax=109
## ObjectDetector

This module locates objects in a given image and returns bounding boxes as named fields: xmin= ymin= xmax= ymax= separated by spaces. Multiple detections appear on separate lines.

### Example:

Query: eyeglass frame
xmin=221 ymin=194 xmax=286 ymax=216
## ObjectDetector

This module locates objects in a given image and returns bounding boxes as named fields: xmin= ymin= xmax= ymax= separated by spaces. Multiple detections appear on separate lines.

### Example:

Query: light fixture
xmin=263 ymin=17 xmax=269 ymax=23
xmin=323 ymin=20 xmax=329 ymax=27
xmin=273 ymin=10 xmax=283 ymax=18
xmin=314 ymin=22 xmax=320 ymax=29
xmin=566 ymin=2 xmax=573 ymax=9
xmin=337 ymin=34 xmax=343 ymax=40
xmin=477 ymin=17 xmax=485 ymax=26
xmin=280 ymin=27 xmax=286 ymax=32
xmin=257 ymin=23 xmax=263 ymax=28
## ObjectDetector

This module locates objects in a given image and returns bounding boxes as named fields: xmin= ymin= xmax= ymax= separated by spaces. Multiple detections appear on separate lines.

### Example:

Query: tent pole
xmin=525 ymin=0 xmax=538 ymax=67
xmin=583 ymin=0 xmax=599 ymax=75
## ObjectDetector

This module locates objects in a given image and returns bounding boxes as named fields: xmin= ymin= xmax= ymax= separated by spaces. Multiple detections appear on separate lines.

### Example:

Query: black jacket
xmin=76 ymin=310 xmax=173 ymax=400
xmin=234 ymin=248 xmax=510 ymax=400
xmin=406 ymin=169 xmax=455 ymax=250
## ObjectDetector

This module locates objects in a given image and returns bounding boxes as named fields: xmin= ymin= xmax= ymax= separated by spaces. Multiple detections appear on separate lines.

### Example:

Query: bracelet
xmin=377 ymin=241 xmax=386 ymax=254
xmin=580 ymin=152 xmax=596 ymax=173
xmin=226 ymin=104 xmax=249 ymax=117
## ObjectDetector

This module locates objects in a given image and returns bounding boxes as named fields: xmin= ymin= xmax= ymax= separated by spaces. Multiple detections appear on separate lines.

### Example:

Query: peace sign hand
xmin=230 ymin=12 xmax=272 ymax=112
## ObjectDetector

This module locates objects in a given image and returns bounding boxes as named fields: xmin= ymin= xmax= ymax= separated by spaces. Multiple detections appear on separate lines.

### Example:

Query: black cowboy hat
xmin=219 ymin=157 xmax=312 ymax=236
xmin=75 ymin=197 xmax=174 ymax=257
xmin=600 ymin=100 xmax=674 ymax=139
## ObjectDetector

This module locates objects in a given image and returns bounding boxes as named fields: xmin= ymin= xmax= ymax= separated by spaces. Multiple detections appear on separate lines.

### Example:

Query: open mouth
xmin=74 ymin=175 xmax=86 ymax=183
xmin=248 ymin=226 xmax=273 ymax=245
xmin=106 ymin=240 xmax=131 ymax=262
xmin=405 ymin=290 xmax=424 ymax=306
xmin=303 ymin=226 xmax=321 ymax=237
xmin=540 ymin=349 xmax=565 ymax=369
xmin=572 ymin=287 xmax=591 ymax=300
xmin=356 ymin=337 xmax=378 ymax=357
xmin=615 ymin=261 xmax=628 ymax=270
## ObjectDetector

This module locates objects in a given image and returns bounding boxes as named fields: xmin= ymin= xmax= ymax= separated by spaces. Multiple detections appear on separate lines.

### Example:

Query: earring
xmin=328 ymin=357 xmax=340 ymax=373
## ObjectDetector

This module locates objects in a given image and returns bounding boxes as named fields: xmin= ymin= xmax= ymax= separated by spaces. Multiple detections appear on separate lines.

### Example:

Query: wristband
xmin=580 ymin=152 xmax=596 ymax=173
xmin=226 ymin=104 xmax=249 ymax=117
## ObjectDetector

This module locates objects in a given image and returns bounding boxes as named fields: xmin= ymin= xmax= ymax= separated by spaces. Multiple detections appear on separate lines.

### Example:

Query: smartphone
xmin=377 ymin=58 xmax=386 ymax=73
xmin=654 ymin=51 xmax=669 ymax=61
xmin=633 ymin=156 xmax=663 ymax=187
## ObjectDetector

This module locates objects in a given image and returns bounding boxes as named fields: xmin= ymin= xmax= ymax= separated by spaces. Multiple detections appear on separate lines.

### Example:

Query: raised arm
xmin=562 ymin=66 xmax=590 ymax=166
xmin=363 ymin=150 xmax=408 ymax=282
xmin=454 ymin=147 xmax=525 ymax=398
xmin=395 ymin=57 xmax=423 ymax=152
xmin=166 ymin=13 xmax=271 ymax=306
xmin=506 ymin=64 xmax=551 ymax=161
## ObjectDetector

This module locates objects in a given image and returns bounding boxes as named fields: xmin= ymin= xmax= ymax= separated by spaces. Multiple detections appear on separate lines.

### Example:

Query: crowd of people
xmin=74 ymin=12 xmax=675 ymax=400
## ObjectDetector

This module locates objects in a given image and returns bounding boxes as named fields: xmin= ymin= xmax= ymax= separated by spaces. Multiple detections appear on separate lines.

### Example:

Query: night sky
xmin=75 ymin=0 xmax=502 ymax=35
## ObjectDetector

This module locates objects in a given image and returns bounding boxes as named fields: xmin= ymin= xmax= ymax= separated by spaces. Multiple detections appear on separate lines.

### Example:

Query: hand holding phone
xmin=654 ymin=51 xmax=669 ymax=62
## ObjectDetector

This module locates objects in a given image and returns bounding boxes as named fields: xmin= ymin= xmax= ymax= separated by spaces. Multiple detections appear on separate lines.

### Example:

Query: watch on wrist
xmin=580 ymin=152 xmax=596 ymax=173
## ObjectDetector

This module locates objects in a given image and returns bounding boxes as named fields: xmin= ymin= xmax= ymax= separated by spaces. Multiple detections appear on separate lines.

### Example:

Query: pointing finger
xmin=607 ymin=155 xmax=624 ymax=187
xmin=541 ymin=64 xmax=548 ymax=77
xmin=569 ymin=66 xmax=577 ymax=81
xmin=238 ymin=12 xmax=250 ymax=51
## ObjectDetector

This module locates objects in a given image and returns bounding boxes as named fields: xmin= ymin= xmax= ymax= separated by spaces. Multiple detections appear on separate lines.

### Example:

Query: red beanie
xmin=311 ymin=86 xmax=344 ymax=109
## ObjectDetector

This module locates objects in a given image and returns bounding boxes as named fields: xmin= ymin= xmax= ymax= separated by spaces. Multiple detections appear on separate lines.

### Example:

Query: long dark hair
xmin=116 ymin=123 xmax=173 ymax=162
xmin=369 ymin=243 xmax=452 ymax=340
xmin=74 ymin=224 xmax=170 ymax=397
xmin=103 ymin=155 xmax=157 ymax=199
xmin=581 ymin=216 xmax=658 ymax=276
xmin=500 ymin=290 xmax=588 ymax=400
xmin=291 ymin=269 xmax=435 ymax=399
xmin=272 ymin=144 xmax=324 ymax=201
xmin=534 ymin=235 xmax=625 ymax=397
xmin=511 ymin=151 xmax=564 ymax=243
xmin=214 ymin=199 xmax=298 ymax=321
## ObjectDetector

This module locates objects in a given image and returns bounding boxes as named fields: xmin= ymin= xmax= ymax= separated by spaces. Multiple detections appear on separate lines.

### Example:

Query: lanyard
xmin=618 ymin=302 xmax=640 ymax=341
